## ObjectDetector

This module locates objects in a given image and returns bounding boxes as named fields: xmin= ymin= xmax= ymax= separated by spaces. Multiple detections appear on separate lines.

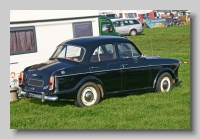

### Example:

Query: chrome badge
xmin=32 ymin=74 xmax=37 ymax=77
xmin=61 ymin=70 xmax=65 ymax=74
xmin=43 ymin=85 xmax=48 ymax=89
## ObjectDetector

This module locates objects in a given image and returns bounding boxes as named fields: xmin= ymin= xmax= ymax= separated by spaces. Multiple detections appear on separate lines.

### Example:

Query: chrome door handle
xmin=91 ymin=67 xmax=99 ymax=69
xmin=121 ymin=64 xmax=128 ymax=68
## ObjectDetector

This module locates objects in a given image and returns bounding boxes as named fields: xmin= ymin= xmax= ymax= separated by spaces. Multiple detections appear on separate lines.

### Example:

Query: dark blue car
xmin=18 ymin=36 xmax=181 ymax=107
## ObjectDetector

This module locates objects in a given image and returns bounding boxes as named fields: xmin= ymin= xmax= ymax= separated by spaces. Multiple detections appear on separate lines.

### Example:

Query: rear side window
xmin=128 ymin=20 xmax=140 ymax=25
xmin=10 ymin=26 xmax=37 ymax=55
xmin=52 ymin=45 xmax=85 ymax=62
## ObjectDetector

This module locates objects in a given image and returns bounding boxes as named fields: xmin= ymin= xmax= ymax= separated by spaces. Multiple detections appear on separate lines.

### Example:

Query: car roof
xmin=60 ymin=36 xmax=130 ymax=48
xmin=57 ymin=36 xmax=140 ymax=65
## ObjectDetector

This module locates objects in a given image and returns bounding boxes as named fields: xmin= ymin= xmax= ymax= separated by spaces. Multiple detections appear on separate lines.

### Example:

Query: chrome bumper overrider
xmin=17 ymin=87 xmax=58 ymax=102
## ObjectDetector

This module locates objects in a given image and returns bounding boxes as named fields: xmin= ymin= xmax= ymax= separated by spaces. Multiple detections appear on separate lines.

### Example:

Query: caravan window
xmin=128 ymin=13 xmax=134 ymax=18
xmin=10 ymin=26 xmax=37 ymax=55
xmin=73 ymin=21 xmax=93 ymax=38
xmin=119 ymin=13 xmax=123 ymax=18
xmin=134 ymin=13 xmax=137 ymax=18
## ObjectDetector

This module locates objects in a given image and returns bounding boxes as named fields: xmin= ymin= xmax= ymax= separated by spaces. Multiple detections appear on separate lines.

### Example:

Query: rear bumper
xmin=17 ymin=87 xmax=58 ymax=102
xmin=137 ymin=28 xmax=144 ymax=33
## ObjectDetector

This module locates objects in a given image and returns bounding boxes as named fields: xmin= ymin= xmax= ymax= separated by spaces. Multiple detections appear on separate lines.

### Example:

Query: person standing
xmin=157 ymin=12 xmax=161 ymax=18
xmin=170 ymin=12 xmax=174 ymax=19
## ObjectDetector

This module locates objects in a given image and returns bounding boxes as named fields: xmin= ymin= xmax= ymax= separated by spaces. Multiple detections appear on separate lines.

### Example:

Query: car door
xmin=88 ymin=43 xmax=121 ymax=93
xmin=116 ymin=42 xmax=152 ymax=91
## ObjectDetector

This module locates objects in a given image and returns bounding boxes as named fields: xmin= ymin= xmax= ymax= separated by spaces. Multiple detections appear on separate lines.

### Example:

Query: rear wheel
xmin=155 ymin=72 xmax=173 ymax=92
xmin=130 ymin=29 xmax=137 ymax=36
xmin=74 ymin=82 xmax=101 ymax=107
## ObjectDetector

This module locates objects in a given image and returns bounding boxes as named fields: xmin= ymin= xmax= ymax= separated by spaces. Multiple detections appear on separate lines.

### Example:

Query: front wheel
xmin=155 ymin=72 xmax=173 ymax=92
xmin=74 ymin=82 xmax=101 ymax=107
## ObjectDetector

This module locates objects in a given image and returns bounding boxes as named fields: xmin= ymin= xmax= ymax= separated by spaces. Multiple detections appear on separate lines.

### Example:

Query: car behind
xmin=111 ymin=18 xmax=144 ymax=36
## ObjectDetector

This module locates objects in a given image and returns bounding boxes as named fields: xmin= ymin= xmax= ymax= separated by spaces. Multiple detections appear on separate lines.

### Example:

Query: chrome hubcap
xmin=81 ymin=87 xmax=97 ymax=106
xmin=160 ymin=77 xmax=170 ymax=92
xmin=162 ymin=80 xmax=169 ymax=90
xmin=84 ymin=91 xmax=94 ymax=102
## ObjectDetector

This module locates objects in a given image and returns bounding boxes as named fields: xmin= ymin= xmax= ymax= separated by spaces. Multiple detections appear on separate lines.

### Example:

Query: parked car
xmin=18 ymin=36 xmax=181 ymax=107
xmin=111 ymin=18 xmax=144 ymax=36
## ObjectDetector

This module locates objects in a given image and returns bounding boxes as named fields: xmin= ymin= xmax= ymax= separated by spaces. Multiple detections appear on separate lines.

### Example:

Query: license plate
xmin=28 ymin=79 xmax=44 ymax=87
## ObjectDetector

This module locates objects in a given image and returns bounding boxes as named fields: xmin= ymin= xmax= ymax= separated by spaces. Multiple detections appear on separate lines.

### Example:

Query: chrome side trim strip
xmin=55 ymin=63 xmax=178 ymax=78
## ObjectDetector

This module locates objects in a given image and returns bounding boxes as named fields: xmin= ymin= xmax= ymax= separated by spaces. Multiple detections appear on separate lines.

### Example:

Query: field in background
xmin=10 ymin=25 xmax=190 ymax=129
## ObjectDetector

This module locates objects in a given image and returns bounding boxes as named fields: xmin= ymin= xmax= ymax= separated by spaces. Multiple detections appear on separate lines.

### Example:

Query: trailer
xmin=10 ymin=10 xmax=119 ymax=89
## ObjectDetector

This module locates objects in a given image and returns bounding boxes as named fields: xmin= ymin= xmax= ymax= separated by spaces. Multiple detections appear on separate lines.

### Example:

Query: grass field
xmin=10 ymin=25 xmax=190 ymax=129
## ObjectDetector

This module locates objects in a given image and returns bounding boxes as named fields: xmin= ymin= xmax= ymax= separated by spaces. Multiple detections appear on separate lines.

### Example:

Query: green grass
xmin=10 ymin=25 xmax=190 ymax=129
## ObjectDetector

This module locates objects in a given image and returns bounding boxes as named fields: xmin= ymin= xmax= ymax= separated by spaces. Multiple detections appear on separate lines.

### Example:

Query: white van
xmin=10 ymin=10 xmax=119 ymax=89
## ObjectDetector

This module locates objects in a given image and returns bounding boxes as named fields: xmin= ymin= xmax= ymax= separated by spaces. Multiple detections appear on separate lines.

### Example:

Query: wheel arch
xmin=153 ymin=68 xmax=175 ymax=89
xmin=76 ymin=76 xmax=105 ymax=99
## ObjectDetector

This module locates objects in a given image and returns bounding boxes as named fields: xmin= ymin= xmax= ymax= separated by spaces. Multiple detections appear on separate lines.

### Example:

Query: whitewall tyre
xmin=155 ymin=72 xmax=173 ymax=92
xmin=75 ymin=82 xmax=101 ymax=107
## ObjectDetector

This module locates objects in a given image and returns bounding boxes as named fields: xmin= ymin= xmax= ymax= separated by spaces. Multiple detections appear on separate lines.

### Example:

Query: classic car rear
xmin=18 ymin=36 xmax=181 ymax=107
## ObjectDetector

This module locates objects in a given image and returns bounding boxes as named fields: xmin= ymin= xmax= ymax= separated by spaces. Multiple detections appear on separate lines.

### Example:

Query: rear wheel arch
xmin=76 ymin=76 xmax=105 ymax=99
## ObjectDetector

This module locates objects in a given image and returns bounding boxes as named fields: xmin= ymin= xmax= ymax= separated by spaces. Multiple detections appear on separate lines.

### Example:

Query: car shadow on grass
xmin=101 ymin=91 xmax=157 ymax=101
xmin=23 ymin=97 xmax=76 ymax=107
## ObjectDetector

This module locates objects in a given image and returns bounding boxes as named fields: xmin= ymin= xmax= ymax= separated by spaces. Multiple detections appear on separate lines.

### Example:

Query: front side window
xmin=117 ymin=43 xmax=140 ymax=59
xmin=113 ymin=21 xmax=120 ymax=27
xmin=10 ymin=26 xmax=37 ymax=55
xmin=52 ymin=45 xmax=85 ymax=62
xmin=91 ymin=44 xmax=117 ymax=62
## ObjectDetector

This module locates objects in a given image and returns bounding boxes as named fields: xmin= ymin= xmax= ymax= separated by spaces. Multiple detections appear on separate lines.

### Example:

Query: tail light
xmin=18 ymin=71 xmax=23 ymax=85
xmin=48 ymin=75 xmax=54 ymax=90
